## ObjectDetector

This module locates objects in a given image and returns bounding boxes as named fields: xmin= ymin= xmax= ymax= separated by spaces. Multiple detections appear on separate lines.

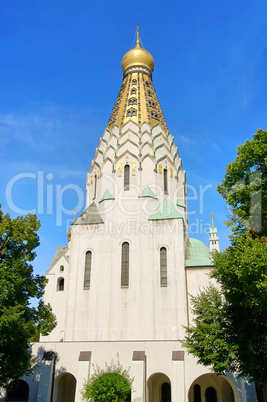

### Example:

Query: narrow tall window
xmin=161 ymin=382 xmax=171 ymax=402
xmin=194 ymin=384 xmax=201 ymax=402
xmin=124 ymin=165 xmax=130 ymax=191
xmin=121 ymin=242 xmax=129 ymax=286
xmin=164 ymin=168 xmax=168 ymax=194
xmin=57 ymin=277 xmax=64 ymax=291
xmin=160 ymin=247 xmax=167 ymax=286
xmin=84 ymin=251 xmax=92 ymax=289
xmin=93 ymin=174 xmax=97 ymax=199
xmin=205 ymin=387 xmax=217 ymax=402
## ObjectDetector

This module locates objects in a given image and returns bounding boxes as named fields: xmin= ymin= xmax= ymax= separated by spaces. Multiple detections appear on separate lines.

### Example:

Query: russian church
xmin=1 ymin=29 xmax=257 ymax=402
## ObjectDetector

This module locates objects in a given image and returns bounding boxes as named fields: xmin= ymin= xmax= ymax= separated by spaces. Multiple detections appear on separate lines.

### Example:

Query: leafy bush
xmin=81 ymin=356 xmax=133 ymax=402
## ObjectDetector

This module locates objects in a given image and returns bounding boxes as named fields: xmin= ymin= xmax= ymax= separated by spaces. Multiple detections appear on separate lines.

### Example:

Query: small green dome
xmin=186 ymin=238 xmax=213 ymax=267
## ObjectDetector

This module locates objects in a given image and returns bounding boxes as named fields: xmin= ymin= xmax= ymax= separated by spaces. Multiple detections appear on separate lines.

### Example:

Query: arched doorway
xmin=147 ymin=373 xmax=171 ymax=402
xmin=55 ymin=372 xmax=76 ymax=402
xmin=188 ymin=373 xmax=236 ymax=402
xmin=5 ymin=380 xmax=29 ymax=401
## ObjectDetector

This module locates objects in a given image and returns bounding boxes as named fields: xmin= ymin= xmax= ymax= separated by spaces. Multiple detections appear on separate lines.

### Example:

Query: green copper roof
xmin=186 ymin=238 xmax=213 ymax=267
xmin=177 ymin=198 xmax=185 ymax=208
xmin=99 ymin=189 xmax=115 ymax=203
xmin=138 ymin=186 xmax=158 ymax=200
xmin=148 ymin=198 xmax=183 ymax=221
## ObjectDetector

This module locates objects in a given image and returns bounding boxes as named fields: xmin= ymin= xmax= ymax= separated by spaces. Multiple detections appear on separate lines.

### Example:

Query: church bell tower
xmin=43 ymin=28 xmax=189 ymax=343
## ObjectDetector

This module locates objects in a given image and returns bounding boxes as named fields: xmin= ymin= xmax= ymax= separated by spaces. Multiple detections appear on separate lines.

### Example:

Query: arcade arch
xmin=53 ymin=372 xmax=76 ymax=402
xmin=5 ymin=380 xmax=29 ymax=401
xmin=188 ymin=373 xmax=237 ymax=402
xmin=147 ymin=372 xmax=171 ymax=402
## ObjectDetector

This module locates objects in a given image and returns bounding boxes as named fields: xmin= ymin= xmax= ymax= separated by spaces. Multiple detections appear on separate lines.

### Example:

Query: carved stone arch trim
xmin=83 ymin=247 xmax=94 ymax=256
xmin=173 ymin=153 xmax=179 ymax=167
xmin=103 ymin=144 xmax=116 ymax=159
xmin=156 ymin=147 xmax=174 ymax=164
xmin=140 ymin=121 xmax=151 ymax=131
xmin=89 ymin=161 xmax=101 ymax=174
xmin=152 ymin=132 xmax=163 ymax=142
xmin=141 ymin=153 xmax=155 ymax=163
xmin=154 ymin=142 xmax=171 ymax=154
xmin=141 ymin=141 xmax=154 ymax=151
xmin=102 ymin=130 xmax=111 ymax=142
xmin=116 ymin=150 xmax=140 ymax=164
xmin=119 ymin=238 xmax=133 ymax=246
xmin=93 ymin=158 xmax=103 ymax=171
xmin=111 ymin=131 xmax=119 ymax=140
xmin=140 ymin=130 xmax=152 ymax=140
xmin=166 ymin=130 xmax=172 ymax=137
xmin=153 ymin=131 xmax=170 ymax=143
xmin=176 ymin=164 xmax=181 ymax=175
xmin=151 ymin=122 xmax=161 ymax=130
xmin=121 ymin=119 xmax=139 ymax=133
xmin=157 ymin=243 xmax=170 ymax=251
xmin=101 ymin=137 xmax=108 ymax=145
xmin=119 ymin=128 xmax=139 ymax=142
xmin=118 ymin=138 xmax=140 ymax=151
xmin=94 ymin=147 xmax=104 ymax=162
xmin=102 ymin=156 xmax=115 ymax=167
xmin=156 ymin=154 xmax=174 ymax=167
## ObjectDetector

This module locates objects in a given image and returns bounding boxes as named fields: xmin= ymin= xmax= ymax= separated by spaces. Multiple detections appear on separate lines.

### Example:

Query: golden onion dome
xmin=121 ymin=29 xmax=154 ymax=75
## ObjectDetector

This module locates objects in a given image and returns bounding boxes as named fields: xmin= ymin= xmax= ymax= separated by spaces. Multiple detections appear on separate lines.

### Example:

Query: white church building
xmin=2 ymin=30 xmax=258 ymax=402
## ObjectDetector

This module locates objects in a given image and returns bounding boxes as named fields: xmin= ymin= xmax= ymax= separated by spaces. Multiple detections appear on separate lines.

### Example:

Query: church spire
xmin=209 ymin=213 xmax=220 ymax=253
xmin=107 ymin=28 xmax=167 ymax=130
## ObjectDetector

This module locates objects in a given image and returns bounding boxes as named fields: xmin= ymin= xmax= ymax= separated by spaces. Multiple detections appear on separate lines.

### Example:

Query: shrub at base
xmin=81 ymin=357 xmax=133 ymax=402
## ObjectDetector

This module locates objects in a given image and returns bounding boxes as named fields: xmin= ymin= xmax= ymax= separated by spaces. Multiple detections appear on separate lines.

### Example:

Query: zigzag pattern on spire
xmin=90 ymin=121 xmax=182 ymax=175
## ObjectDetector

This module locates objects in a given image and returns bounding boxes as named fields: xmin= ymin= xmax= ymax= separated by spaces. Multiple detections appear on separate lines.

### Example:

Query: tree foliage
xmin=81 ymin=356 xmax=133 ymax=402
xmin=183 ymin=130 xmax=267 ymax=402
xmin=183 ymin=233 xmax=267 ymax=385
xmin=217 ymin=129 xmax=267 ymax=235
xmin=0 ymin=205 xmax=57 ymax=386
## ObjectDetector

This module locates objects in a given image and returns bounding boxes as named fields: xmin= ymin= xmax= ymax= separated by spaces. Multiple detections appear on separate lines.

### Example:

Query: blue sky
xmin=1 ymin=0 xmax=267 ymax=277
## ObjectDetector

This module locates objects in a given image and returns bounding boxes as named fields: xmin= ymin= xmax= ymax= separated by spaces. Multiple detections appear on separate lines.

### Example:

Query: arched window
xmin=160 ymin=247 xmax=167 ymax=286
xmin=121 ymin=242 xmax=129 ymax=286
xmin=84 ymin=251 xmax=92 ymax=289
xmin=57 ymin=277 xmax=64 ymax=291
xmin=205 ymin=387 xmax=217 ymax=402
xmin=194 ymin=384 xmax=201 ymax=402
xmin=161 ymin=382 xmax=171 ymax=402
xmin=124 ymin=165 xmax=130 ymax=191
xmin=164 ymin=168 xmax=168 ymax=194
xmin=60 ymin=265 xmax=64 ymax=272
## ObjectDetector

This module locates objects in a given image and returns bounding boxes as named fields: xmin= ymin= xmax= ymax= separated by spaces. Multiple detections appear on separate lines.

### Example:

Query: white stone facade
xmin=1 ymin=37 xmax=258 ymax=402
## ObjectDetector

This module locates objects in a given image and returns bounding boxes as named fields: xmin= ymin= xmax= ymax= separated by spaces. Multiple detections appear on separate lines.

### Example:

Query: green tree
xmin=183 ymin=232 xmax=267 ymax=401
xmin=217 ymin=129 xmax=267 ymax=235
xmin=183 ymin=130 xmax=267 ymax=402
xmin=81 ymin=357 xmax=133 ymax=402
xmin=0 ymin=205 xmax=57 ymax=387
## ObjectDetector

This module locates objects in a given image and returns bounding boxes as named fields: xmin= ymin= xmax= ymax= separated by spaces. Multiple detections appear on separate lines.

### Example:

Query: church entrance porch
xmin=147 ymin=373 xmax=171 ymax=402
xmin=53 ymin=373 xmax=76 ymax=402
xmin=188 ymin=373 xmax=237 ymax=402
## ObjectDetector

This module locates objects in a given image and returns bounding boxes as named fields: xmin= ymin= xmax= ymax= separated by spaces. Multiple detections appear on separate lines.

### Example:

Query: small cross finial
xmin=211 ymin=212 xmax=214 ymax=229
xmin=136 ymin=26 xmax=140 ymax=46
